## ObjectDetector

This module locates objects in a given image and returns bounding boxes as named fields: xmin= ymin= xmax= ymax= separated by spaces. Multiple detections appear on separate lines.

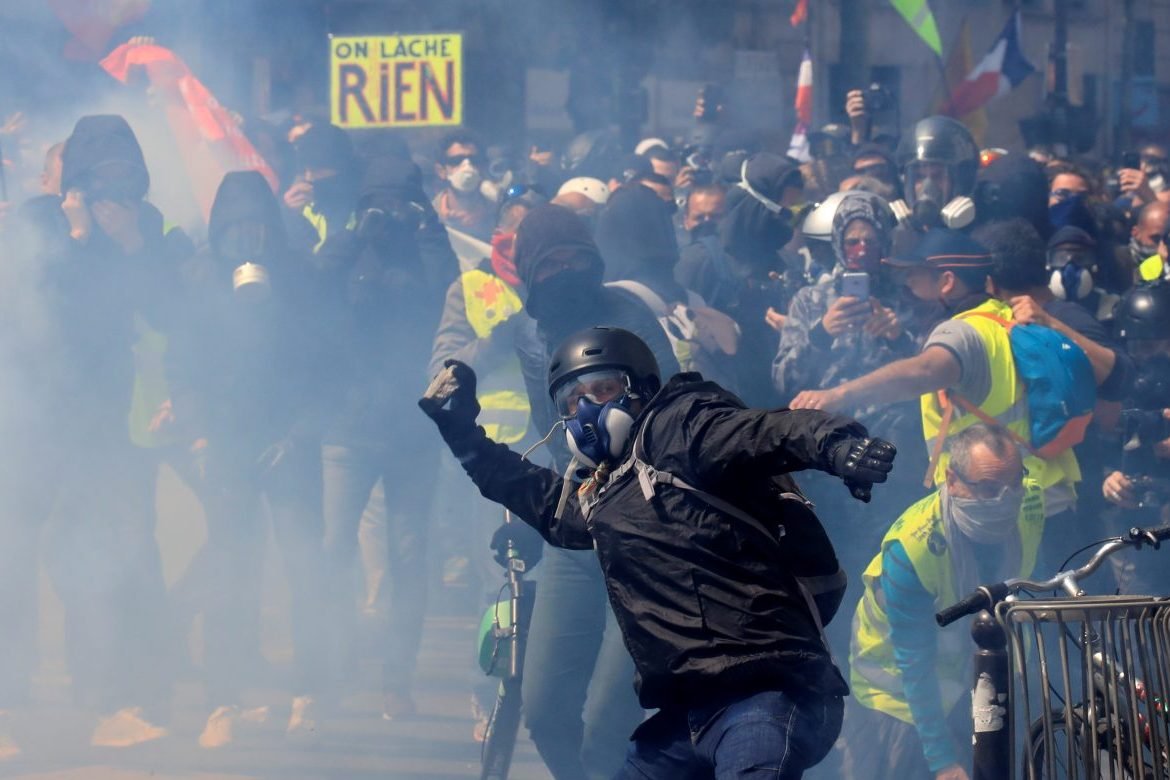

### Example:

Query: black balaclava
xmin=720 ymin=152 xmax=799 ymax=273
xmin=514 ymin=204 xmax=605 ymax=325
xmin=296 ymin=123 xmax=358 ymax=212
xmin=595 ymin=183 xmax=685 ymax=300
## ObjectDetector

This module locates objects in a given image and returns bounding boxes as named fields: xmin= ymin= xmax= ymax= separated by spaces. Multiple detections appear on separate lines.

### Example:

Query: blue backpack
xmin=952 ymin=311 xmax=1095 ymax=458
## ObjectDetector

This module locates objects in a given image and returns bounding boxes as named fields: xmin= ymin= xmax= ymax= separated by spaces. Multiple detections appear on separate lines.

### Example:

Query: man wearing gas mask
xmin=1046 ymin=226 xmax=1120 ymax=323
xmin=889 ymin=116 xmax=979 ymax=233
xmin=1129 ymin=201 xmax=1169 ymax=274
xmin=432 ymin=130 xmax=495 ymax=242
xmin=419 ymin=326 xmax=896 ymax=780
xmin=36 ymin=114 xmax=185 ymax=748
xmin=500 ymin=204 xmax=677 ymax=780
xmin=314 ymin=156 xmax=446 ymax=724
xmin=167 ymin=170 xmax=328 ymax=747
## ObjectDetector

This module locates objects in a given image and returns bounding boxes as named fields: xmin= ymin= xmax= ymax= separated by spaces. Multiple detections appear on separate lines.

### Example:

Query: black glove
xmin=418 ymin=359 xmax=483 ymax=454
xmin=832 ymin=436 xmax=897 ymax=503
xmin=490 ymin=521 xmax=544 ymax=568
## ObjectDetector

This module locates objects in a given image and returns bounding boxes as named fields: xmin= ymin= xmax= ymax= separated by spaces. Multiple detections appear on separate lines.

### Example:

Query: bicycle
xmin=475 ymin=508 xmax=536 ymax=780
xmin=937 ymin=524 xmax=1170 ymax=780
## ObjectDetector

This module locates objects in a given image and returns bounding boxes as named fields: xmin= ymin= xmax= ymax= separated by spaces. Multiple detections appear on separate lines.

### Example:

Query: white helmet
xmin=557 ymin=176 xmax=611 ymax=206
xmin=800 ymin=192 xmax=849 ymax=243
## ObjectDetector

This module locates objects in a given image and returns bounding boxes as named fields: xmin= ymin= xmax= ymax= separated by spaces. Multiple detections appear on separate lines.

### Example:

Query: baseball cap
xmin=884 ymin=228 xmax=992 ymax=269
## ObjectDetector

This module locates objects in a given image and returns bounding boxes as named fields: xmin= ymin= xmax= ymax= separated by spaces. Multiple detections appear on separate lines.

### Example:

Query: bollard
xmin=971 ymin=609 xmax=1010 ymax=780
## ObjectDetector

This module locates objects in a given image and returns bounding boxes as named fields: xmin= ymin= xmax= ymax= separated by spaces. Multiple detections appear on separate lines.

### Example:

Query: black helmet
xmin=548 ymin=327 xmax=661 ymax=404
xmin=1115 ymin=283 xmax=1170 ymax=341
xmin=896 ymin=116 xmax=979 ymax=199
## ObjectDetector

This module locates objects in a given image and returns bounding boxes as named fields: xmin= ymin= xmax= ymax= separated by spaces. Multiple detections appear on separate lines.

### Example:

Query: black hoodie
xmin=595 ymin=183 xmax=688 ymax=303
xmin=59 ymin=115 xmax=150 ymax=200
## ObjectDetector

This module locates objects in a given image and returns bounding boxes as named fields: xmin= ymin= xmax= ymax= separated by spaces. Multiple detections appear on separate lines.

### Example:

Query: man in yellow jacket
xmin=843 ymin=423 xmax=1044 ymax=780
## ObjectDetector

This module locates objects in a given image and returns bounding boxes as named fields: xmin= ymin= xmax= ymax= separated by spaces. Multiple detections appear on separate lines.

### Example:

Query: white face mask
xmin=449 ymin=159 xmax=482 ymax=194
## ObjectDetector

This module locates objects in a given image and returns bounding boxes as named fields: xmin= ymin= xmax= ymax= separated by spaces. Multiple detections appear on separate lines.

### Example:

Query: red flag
xmin=100 ymin=42 xmax=278 ymax=222
xmin=790 ymin=0 xmax=809 ymax=27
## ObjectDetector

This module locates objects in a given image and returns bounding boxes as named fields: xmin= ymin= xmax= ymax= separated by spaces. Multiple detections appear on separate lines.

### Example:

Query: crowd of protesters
xmin=3 ymin=70 xmax=1170 ymax=780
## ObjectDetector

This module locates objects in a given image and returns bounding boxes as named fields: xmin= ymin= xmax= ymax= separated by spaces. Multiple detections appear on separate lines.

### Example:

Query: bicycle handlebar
xmin=935 ymin=525 xmax=1170 ymax=627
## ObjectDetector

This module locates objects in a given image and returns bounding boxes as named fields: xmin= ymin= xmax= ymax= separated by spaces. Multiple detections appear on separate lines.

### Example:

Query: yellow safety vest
xmin=302 ymin=204 xmax=356 ymax=253
xmin=921 ymin=298 xmax=1081 ymax=492
xmin=849 ymin=484 xmax=1045 ymax=723
xmin=128 ymin=222 xmax=183 ymax=449
xmin=461 ymin=269 xmax=530 ymax=445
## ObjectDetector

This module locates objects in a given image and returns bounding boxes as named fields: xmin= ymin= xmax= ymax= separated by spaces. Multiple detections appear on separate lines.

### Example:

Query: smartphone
xmin=1122 ymin=151 xmax=1141 ymax=171
xmin=840 ymin=271 xmax=870 ymax=301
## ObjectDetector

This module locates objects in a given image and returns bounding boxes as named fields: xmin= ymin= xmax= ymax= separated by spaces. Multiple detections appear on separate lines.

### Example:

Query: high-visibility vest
xmin=921 ymin=298 xmax=1081 ymax=493
xmin=849 ymin=484 xmax=1045 ymax=723
xmin=461 ymin=269 xmax=529 ymax=445
xmin=302 ymin=204 xmax=356 ymax=253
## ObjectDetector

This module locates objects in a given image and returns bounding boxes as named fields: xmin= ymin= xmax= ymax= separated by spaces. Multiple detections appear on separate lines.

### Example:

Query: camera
xmin=864 ymin=83 xmax=893 ymax=114
xmin=1120 ymin=356 xmax=1170 ymax=506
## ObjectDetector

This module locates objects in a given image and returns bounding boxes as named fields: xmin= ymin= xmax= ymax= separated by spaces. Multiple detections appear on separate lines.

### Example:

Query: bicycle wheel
xmin=479 ymin=678 xmax=523 ymax=780
xmin=1026 ymin=710 xmax=1151 ymax=780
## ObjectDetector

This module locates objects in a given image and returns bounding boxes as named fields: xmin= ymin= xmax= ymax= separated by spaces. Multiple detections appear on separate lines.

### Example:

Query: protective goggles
xmin=1047 ymin=246 xmax=1094 ymax=270
xmin=552 ymin=369 xmax=631 ymax=418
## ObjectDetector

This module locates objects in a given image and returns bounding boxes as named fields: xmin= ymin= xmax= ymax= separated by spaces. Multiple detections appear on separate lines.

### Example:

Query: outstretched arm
xmin=789 ymin=345 xmax=960 ymax=413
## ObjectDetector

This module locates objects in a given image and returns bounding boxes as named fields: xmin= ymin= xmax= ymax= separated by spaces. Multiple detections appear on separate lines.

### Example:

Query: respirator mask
xmin=1047 ymin=245 xmax=1096 ymax=302
xmin=893 ymin=162 xmax=975 ymax=230
xmin=553 ymin=369 xmax=638 ymax=469
xmin=220 ymin=221 xmax=271 ymax=300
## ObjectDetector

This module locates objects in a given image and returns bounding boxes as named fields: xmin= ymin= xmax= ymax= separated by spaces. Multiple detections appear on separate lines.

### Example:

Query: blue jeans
xmin=616 ymin=689 xmax=844 ymax=780
xmin=522 ymin=545 xmax=644 ymax=780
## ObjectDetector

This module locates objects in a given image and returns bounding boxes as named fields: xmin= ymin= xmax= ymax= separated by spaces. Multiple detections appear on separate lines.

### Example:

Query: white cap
xmin=557 ymin=177 xmax=610 ymax=206
xmin=634 ymin=137 xmax=669 ymax=156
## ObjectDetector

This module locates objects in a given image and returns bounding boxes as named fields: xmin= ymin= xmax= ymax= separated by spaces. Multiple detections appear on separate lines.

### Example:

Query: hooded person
xmin=33 ymin=113 xmax=189 ymax=749
xmin=310 ymin=152 xmax=446 ymax=724
xmin=505 ymin=203 xmax=678 ymax=780
xmin=596 ymin=184 xmax=740 ymax=388
xmin=973 ymin=154 xmax=1051 ymax=240
xmin=166 ymin=170 xmax=329 ymax=746
xmin=285 ymin=123 xmax=360 ymax=253
xmin=676 ymin=152 xmax=802 ymax=405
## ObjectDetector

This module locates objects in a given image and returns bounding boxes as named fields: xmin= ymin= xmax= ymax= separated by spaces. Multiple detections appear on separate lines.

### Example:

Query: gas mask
xmin=553 ymin=369 xmax=637 ymax=468
xmin=1130 ymin=236 xmax=1161 ymax=267
xmin=219 ymin=222 xmax=272 ymax=299
xmin=564 ymin=396 xmax=637 ymax=468
xmin=1047 ymin=246 xmax=1096 ymax=302
xmin=448 ymin=159 xmax=483 ymax=194
xmin=892 ymin=164 xmax=975 ymax=230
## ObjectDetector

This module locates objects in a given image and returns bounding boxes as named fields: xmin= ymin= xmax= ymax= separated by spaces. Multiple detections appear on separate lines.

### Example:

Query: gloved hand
xmin=832 ymin=436 xmax=897 ymax=503
xmin=419 ymin=359 xmax=483 ymax=454
xmin=490 ymin=521 xmax=544 ymax=568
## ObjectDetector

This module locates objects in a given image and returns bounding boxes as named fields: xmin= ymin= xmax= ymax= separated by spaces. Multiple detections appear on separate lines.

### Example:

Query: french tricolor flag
xmin=788 ymin=49 xmax=814 ymax=162
xmin=943 ymin=11 xmax=1035 ymax=119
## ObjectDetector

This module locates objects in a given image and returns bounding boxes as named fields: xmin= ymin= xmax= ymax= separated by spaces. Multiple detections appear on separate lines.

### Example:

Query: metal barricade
xmin=996 ymin=596 xmax=1170 ymax=779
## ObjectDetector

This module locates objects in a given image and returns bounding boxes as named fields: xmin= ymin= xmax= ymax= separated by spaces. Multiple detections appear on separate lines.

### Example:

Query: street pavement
xmin=4 ymin=467 xmax=555 ymax=780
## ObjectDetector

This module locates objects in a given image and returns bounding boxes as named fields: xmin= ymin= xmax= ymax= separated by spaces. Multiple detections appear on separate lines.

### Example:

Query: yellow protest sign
xmin=330 ymin=33 xmax=462 ymax=129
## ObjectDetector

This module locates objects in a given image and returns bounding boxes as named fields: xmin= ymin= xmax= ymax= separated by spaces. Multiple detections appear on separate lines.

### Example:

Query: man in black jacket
xmin=420 ymin=326 xmax=896 ymax=779
xmin=508 ymin=205 xmax=679 ymax=780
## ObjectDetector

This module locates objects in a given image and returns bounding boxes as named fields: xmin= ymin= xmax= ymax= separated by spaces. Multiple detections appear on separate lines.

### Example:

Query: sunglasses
xmin=1050 ymin=188 xmax=1087 ymax=202
xmin=444 ymin=153 xmax=485 ymax=168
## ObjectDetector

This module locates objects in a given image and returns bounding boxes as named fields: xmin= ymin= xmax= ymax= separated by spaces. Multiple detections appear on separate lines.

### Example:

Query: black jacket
xmin=459 ymin=373 xmax=861 ymax=709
